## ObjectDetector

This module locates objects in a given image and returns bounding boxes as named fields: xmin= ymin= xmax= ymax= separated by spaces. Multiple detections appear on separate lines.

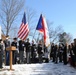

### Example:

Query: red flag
xmin=18 ymin=12 xmax=29 ymax=40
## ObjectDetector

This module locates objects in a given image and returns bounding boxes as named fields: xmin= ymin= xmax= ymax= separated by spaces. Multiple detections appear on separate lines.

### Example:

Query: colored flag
xmin=18 ymin=12 xmax=29 ymax=40
xmin=36 ymin=14 xmax=50 ymax=47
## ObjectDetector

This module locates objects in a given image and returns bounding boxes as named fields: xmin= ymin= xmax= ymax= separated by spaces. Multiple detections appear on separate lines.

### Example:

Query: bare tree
xmin=47 ymin=19 xmax=64 ymax=43
xmin=51 ymin=25 xmax=64 ymax=43
xmin=65 ymin=33 xmax=73 ymax=44
xmin=25 ymin=7 xmax=37 ymax=39
xmin=47 ymin=20 xmax=72 ymax=44
xmin=59 ymin=32 xmax=73 ymax=44
xmin=0 ymin=0 xmax=25 ymax=36
xmin=26 ymin=7 xmax=37 ymax=28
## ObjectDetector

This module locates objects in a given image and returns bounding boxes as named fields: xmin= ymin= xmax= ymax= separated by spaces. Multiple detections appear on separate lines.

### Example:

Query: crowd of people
xmin=50 ymin=39 xmax=76 ymax=68
xmin=0 ymin=35 xmax=49 ymax=69
xmin=50 ymin=43 xmax=67 ymax=65
xmin=0 ymin=35 xmax=76 ymax=69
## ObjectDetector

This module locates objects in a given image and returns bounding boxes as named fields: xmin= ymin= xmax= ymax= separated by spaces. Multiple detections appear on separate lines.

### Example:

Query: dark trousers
xmin=19 ymin=51 xmax=24 ymax=64
xmin=59 ymin=52 xmax=63 ymax=62
xmin=5 ymin=51 xmax=9 ymax=65
xmin=26 ymin=52 xmax=31 ymax=64
xmin=12 ymin=51 xmax=17 ymax=64
xmin=52 ymin=54 xmax=55 ymax=62
xmin=38 ymin=54 xmax=43 ymax=63
xmin=63 ymin=53 xmax=67 ymax=65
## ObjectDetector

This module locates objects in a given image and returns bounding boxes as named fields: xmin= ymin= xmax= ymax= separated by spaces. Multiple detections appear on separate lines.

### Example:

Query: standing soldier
xmin=11 ymin=37 xmax=17 ymax=64
xmin=0 ymin=39 xmax=4 ymax=68
xmin=19 ymin=39 xmax=25 ymax=64
xmin=25 ymin=38 xmax=31 ymax=64
xmin=4 ymin=35 xmax=10 ymax=66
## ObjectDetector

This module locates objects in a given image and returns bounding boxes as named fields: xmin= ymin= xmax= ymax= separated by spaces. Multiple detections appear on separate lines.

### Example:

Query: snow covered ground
xmin=0 ymin=61 xmax=76 ymax=75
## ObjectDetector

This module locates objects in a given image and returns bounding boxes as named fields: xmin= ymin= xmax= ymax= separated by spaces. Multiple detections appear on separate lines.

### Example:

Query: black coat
xmin=37 ymin=44 xmax=42 ymax=54
xmin=11 ymin=41 xmax=17 ymax=48
xmin=19 ymin=40 xmax=25 ymax=51
xmin=63 ymin=45 xmax=67 ymax=64
xmin=31 ymin=43 xmax=36 ymax=51
xmin=4 ymin=40 xmax=10 ymax=49
xmin=73 ymin=45 xmax=76 ymax=57
xmin=25 ymin=42 xmax=30 ymax=52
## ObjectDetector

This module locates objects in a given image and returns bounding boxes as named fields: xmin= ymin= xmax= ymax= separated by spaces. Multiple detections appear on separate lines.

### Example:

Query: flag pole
xmin=32 ymin=29 xmax=36 ymax=41
xmin=36 ymin=33 xmax=40 ymax=43
xmin=42 ymin=35 xmax=44 ymax=51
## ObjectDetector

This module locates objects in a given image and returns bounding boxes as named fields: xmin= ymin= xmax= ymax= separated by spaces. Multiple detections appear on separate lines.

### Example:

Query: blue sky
xmin=25 ymin=0 xmax=76 ymax=39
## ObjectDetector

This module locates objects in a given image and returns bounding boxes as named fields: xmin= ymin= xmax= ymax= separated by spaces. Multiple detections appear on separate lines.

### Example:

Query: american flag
xmin=36 ymin=14 xmax=50 ymax=47
xmin=18 ymin=12 xmax=29 ymax=40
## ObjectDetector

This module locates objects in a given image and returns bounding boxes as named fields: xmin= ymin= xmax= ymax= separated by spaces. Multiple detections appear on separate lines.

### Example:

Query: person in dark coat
xmin=19 ymin=39 xmax=25 ymax=64
xmin=25 ymin=38 xmax=31 ymax=64
xmin=73 ymin=39 xmax=76 ymax=66
xmin=68 ymin=44 xmax=75 ymax=67
xmin=37 ymin=40 xmax=43 ymax=63
xmin=0 ymin=39 xmax=4 ymax=68
xmin=59 ymin=44 xmax=63 ymax=62
xmin=4 ymin=35 xmax=10 ymax=66
xmin=11 ymin=37 xmax=17 ymax=64
xmin=44 ymin=45 xmax=49 ymax=63
xmin=73 ymin=39 xmax=76 ymax=57
xmin=63 ymin=43 xmax=67 ymax=65
xmin=31 ymin=40 xmax=36 ymax=62
xmin=50 ymin=43 xmax=55 ymax=62
xmin=53 ymin=45 xmax=58 ymax=63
